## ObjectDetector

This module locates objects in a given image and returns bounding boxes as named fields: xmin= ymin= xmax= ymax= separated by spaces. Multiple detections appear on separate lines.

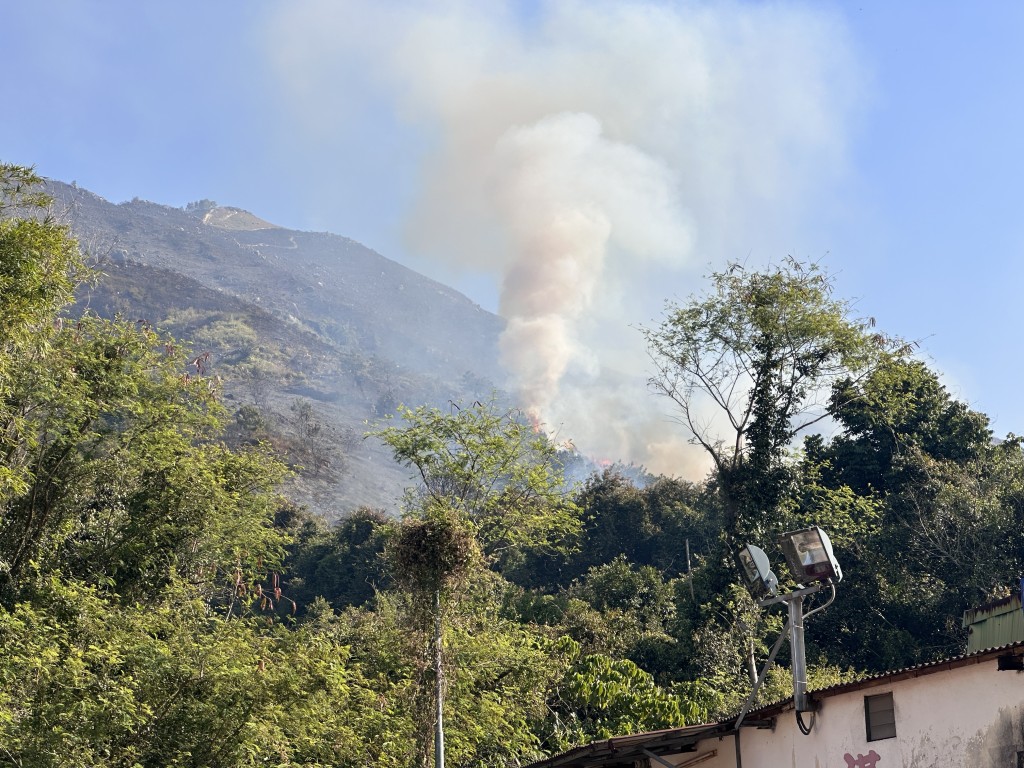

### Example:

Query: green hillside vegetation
xmin=56 ymin=177 xmax=506 ymax=518
xmin=3 ymin=164 xmax=1022 ymax=766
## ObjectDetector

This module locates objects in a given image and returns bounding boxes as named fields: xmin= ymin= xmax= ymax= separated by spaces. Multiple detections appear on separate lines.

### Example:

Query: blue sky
xmin=3 ymin=1 xmax=1023 ymax=472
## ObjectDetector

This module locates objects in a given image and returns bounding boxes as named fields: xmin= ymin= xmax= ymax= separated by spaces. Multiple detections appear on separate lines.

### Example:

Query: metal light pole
xmin=734 ymin=527 xmax=842 ymax=730
xmin=734 ymin=582 xmax=831 ymax=727
xmin=787 ymin=592 xmax=808 ymax=713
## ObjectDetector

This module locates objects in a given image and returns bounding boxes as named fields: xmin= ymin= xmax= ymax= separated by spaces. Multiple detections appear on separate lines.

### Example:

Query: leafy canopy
xmin=370 ymin=400 xmax=581 ymax=558
xmin=643 ymin=258 xmax=897 ymax=539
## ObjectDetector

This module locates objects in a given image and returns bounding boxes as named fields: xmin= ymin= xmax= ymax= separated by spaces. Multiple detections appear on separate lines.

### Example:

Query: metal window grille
xmin=865 ymin=692 xmax=896 ymax=741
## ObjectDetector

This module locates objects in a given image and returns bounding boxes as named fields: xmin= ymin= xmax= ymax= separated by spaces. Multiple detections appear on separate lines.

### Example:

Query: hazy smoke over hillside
xmin=488 ymin=111 xmax=689 ymax=420
xmin=267 ymin=1 xmax=861 ymax=478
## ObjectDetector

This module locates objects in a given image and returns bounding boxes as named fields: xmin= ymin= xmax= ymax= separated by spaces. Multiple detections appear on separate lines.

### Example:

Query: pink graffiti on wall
xmin=843 ymin=751 xmax=880 ymax=768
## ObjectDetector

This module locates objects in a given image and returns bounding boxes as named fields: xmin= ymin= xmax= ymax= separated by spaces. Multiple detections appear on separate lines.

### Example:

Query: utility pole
xmin=686 ymin=538 xmax=695 ymax=601
xmin=434 ymin=590 xmax=445 ymax=768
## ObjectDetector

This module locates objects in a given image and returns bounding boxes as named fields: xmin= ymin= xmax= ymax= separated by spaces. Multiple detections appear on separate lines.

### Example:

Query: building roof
xmin=962 ymin=591 xmax=1024 ymax=652
xmin=523 ymin=724 xmax=727 ymax=768
xmin=526 ymin=642 xmax=1024 ymax=768
xmin=750 ymin=640 xmax=1024 ymax=719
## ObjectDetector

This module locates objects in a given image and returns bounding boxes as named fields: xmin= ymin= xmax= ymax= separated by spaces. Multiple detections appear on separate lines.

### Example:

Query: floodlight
xmin=737 ymin=543 xmax=778 ymax=598
xmin=735 ymin=527 xmax=843 ymax=732
xmin=779 ymin=526 xmax=842 ymax=585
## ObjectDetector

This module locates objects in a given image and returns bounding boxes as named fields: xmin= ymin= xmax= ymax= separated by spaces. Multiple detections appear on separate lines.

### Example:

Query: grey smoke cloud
xmin=264 ymin=0 xmax=862 ymax=478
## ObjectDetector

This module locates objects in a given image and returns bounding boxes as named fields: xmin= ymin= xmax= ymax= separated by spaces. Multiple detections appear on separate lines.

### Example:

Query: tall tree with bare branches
xmin=643 ymin=259 xmax=898 ymax=542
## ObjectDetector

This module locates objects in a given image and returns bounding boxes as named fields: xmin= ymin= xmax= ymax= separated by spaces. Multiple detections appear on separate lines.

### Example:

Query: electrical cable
xmin=802 ymin=582 xmax=837 ymax=621
xmin=796 ymin=709 xmax=815 ymax=735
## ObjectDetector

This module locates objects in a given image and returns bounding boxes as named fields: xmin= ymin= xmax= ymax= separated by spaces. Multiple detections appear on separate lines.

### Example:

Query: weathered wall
xmin=675 ymin=658 xmax=1024 ymax=768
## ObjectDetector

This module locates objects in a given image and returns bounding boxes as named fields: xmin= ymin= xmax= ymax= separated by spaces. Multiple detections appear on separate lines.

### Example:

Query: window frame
xmin=864 ymin=691 xmax=896 ymax=742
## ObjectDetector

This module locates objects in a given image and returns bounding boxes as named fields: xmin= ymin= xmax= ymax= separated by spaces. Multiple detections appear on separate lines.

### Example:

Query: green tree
xmin=0 ymin=165 xmax=379 ymax=764
xmin=569 ymin=557 xmax=675 ymax=634
xmin=371 ymin=399 xmax=581 ymax=767
xmin=0 ymin=164 xmax=83 ymax=504
xmin=543 ymin=636 xmax=702 ymax=751
xmin=817 ymin=355 xmax=991 ymax=495
xmin=371 ymin=400 xmax=581 ymax=562
xmin=641 ymin=260 xmax=899 ymax=709
xmin=0 ymin=308 xmax=289 ymax=605
xmin=285 ymin=506 xmax=393 ymax=612
xmin=0 ymin=578 xmax=391 ymax=767
xmin=511 ymin=470 xmax=710 ymax=590
xmin=388 ymin=506 xmax=478 ymax=767
xmin=643 ymin=259 xmax=894 ymax=542
xmin=0 ymin=164 xmax=292 ymax=606
xmin=789 ymin=355 xmax=1002 ymax=670
xmin=831 ymin=443 xmax=1024 ymax=669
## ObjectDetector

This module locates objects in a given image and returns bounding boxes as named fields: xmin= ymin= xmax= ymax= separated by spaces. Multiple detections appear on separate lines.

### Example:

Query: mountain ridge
xmin=46 ymin=178 xmax=510 ymax=517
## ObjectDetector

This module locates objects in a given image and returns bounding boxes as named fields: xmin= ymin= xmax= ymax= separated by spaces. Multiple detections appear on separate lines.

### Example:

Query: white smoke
xmin=487 ymin=111 xmax=690 ymax=418
xmin=263 ymin=0 xmax=862 ymax=478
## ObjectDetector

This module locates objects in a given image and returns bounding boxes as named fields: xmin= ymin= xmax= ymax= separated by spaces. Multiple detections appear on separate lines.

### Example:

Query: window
xmin=865 ymin=692 xmax=896 ymax=741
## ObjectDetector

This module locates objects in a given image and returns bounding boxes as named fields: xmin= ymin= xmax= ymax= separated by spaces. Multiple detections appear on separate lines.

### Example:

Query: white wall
xmin=677 ymin=657 xmax=1024 ymax=768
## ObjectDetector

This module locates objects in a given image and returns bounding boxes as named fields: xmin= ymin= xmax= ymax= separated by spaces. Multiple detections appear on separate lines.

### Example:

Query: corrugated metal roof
xmin=808 ymin=640 xmax=1024 ymax=696
xmin=522 ymin=723 xmax=726 ymax=768
xmin=963 ymin=592 xmax=1018 ymax=624
xmin=963 ymin=594 xmax=1024 ymax=652
xmin=735 ymin=641 xmax=1024 ymax=721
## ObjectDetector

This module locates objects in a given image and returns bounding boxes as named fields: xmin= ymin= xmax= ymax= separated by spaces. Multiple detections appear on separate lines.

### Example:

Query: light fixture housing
xmin=779 ymin=526 xmax=842 ymax=585
xmin=737 ymin=543 xmax=778 ymax=598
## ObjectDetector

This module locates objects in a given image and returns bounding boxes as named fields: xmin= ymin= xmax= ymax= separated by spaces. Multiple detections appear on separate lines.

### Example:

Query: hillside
xmin=48 ymin=180 xmax=508 ymax=517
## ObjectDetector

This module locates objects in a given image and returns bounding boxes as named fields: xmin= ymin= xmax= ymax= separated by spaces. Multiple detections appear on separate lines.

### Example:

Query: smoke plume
xmin=265 ymin=1 xmax=861 ymax=478
xmin=488 ymin=111 xmax=690 ymax=419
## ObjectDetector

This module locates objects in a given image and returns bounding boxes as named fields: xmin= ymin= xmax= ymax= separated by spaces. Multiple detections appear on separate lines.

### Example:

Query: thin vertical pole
xmin=734 ymin=618 xmax=791 ymax=729
xmin=686 ymin=539 xmax=695 ymax=601
xmin=789 ymin=594 xmax=808 ymax=712
xmin=434 ymin=590 xmax=445 ymax=768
